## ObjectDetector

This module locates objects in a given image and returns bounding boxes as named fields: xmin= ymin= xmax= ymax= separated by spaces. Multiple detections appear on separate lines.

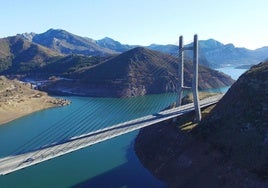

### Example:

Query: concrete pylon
xmin=177 ymin=34 xmax=201 ymax=122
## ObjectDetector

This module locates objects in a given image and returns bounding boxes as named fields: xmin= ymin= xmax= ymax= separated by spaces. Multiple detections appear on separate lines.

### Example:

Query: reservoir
xmin=0 ymin=67 xmax=248 ymax=188
xmin=216 ymin=66 xmax=248 ymax=80
xmin=0 ymin=94 xmax=176 ymax=188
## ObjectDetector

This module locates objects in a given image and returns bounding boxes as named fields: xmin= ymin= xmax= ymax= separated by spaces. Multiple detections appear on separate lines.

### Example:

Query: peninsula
xmin=0 ymin=76 xmax=70 ymax=125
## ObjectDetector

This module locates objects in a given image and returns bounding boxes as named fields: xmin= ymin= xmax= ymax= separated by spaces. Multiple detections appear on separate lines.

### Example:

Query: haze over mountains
xmin=17 ymin=29 xmax=268 ymax=68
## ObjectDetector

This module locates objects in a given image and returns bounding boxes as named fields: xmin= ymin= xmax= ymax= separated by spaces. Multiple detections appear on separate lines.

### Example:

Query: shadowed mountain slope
xmin=42 ymin=47 xmax=234 ymax=97
xmin=198 ymin=61 xmax=268 ymax=178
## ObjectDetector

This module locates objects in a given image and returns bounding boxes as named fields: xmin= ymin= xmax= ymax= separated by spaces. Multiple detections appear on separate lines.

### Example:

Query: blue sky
xmin=1 ymin=0 xmax=267 ymax=49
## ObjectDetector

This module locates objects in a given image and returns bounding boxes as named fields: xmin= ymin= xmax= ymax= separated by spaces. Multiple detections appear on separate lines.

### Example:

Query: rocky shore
xmin=0 ymin=76 xmax=70 ymax=125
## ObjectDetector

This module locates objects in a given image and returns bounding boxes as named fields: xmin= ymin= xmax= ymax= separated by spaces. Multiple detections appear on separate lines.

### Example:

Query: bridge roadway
xmin=0 ymin=94 xmax=223 ymax=175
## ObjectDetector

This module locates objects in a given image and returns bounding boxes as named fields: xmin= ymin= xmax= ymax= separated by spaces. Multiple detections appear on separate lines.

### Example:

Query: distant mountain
xmin=148 ymin=39 xmax=268 ymax=68
xmin=254 ymin=46 xmax=268 ymax=60
xmin=196 ymin=39 xmax=268 ymax=67
xmin=41 ymin=47 xmax=234 ymax=97
xmin=147 ymin=44 xmax=178 ymax=56
xmin=0 ymin=36 xmax=62 ymax=74
xmin=19 ymin=29 xmax=117 ymax=56
xmin=96 ymin=37 xmax=135 ymax=52
xmin=148 ymin=44 xmax=213 ymax=68
xmin=16 ymin=29 xmax=268 ymax=68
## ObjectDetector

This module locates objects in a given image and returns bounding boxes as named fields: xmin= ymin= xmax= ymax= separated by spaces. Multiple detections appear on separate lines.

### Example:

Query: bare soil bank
xmin=0 ymin=76 xmax=70 ymax=125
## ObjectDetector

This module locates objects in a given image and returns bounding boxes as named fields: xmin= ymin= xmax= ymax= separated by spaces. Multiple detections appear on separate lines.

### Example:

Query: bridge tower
xmin=177 ymin=34 xmax=201 ymax=122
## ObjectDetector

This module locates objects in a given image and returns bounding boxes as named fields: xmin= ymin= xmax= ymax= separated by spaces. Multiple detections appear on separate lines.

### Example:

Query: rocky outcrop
xmin=135 ymin=61 xmax=268 ymax=187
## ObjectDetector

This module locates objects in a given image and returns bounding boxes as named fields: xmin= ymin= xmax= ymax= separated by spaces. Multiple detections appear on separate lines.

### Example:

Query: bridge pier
xmin=177 ymin=34 xmax=201 ymax=122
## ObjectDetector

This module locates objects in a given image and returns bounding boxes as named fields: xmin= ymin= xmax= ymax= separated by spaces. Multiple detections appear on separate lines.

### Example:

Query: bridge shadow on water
xmin=72 ymin=140 xmax=166 ymax=188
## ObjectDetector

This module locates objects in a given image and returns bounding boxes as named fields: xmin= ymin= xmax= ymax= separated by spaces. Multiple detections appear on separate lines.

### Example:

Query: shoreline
xmin=0 ymin=76 xmax=70 ymax=126
xmin=0 ymin=97 xmax=70 ymax=126
xmin=0 ymin=96 xmax=70 ymax=126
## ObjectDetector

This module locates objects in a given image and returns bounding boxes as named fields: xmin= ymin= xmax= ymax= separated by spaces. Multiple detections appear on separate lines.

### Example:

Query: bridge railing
xmin=0 ymin=94 xmax=223 ymax=176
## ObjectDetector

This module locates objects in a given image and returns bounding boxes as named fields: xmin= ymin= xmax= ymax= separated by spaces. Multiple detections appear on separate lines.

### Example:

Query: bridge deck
xmin=0 ymin=94 xmax=223 ymax=175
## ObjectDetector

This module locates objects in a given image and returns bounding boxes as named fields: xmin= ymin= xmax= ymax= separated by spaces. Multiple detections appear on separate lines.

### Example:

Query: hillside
xmin=0 ymin=76 xmax=69 ymax=125
xmin=135 ymin=61 xmax=268 ymax=187
xmin=0 ymin=36 xmax=62 ymax=74
xmin=38 ymin=54 xmax=113 ymax=77
xmin=41 ymin=47 xmax=234 ymax=97
xmin=197 ymin=61 xmax=268 ymax=177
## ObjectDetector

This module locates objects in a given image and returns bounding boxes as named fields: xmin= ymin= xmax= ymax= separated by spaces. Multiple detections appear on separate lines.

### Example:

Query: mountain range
xmin=0 ymin=35 xmax=62 ymax=73
xmin=16 ymin=29 xmax=268 ymax=68
xmin=40 ymin=47 xmax=234 ymax=97
xmin=1 ymin=28 xmax=260 ymax=97
xmin=0 ymin=33 xmax=234 ymax=97
xmin=18 ymin=29 xmax=115 ymax=56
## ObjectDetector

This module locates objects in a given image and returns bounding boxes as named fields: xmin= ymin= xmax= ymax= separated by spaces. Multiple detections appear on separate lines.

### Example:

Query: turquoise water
xmin=0 ymin=67 xmax=248 ymax=187
xmin=0 ymin=94 xmax=179 ymax=188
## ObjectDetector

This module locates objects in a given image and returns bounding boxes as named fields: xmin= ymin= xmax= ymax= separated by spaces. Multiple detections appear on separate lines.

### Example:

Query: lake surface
xmin=0 ymin=67 xmax=248 ymax=188
xmin=0 ymin=94 xmax=178 ymax=188
xmin=216 ymin=66 xmax=248 ymax=80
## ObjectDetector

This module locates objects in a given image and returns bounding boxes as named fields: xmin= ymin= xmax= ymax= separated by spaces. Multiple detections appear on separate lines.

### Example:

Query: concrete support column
xmin=177 ymin=36 xmax=184 ymax=106
xmin=176 ymin=34 xmax=201 ymax=122
xmin=192 ymin=34 xmax=201 ymax=122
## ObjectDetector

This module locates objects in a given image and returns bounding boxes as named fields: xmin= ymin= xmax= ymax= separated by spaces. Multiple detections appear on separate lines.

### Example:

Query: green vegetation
xmin=0 ymin=58 xmax=12 ymax=72
xmin=174 ymin=92 xmax=218 ymax=131
xmin=0 ymin=35 xmax=114 ymax=77
xmin=0 ymin=36 xmax=63 ymax=75
xmin=40 ymin=54 xmax=104 ymax=76
xmin=176 ymin=105 xmax=215 ymax=131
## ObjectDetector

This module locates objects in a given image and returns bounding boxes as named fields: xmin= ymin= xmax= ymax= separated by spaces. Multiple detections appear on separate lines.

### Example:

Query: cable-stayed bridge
xmin=0 ymin=35 xmax=226 ymax=175
xmin=0 ymin=94 xmax=223 ymax=175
